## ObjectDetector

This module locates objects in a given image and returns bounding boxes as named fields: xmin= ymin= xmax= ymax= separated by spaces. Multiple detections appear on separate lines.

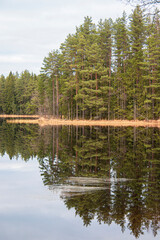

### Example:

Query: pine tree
xmin=128 ymin=6 xmax=146 ymax=119
xmin=97 ymin=18 xmax=113 ymax=119
xmin=143 ymin=13 xmax=160 ymax=119
xmin=25 ymin=74 xmax=39 ymax=114
xmin=37 ymin=74 xmax=45 ymax=115
xmin=0 ymin=75 xmax=5 ymax=113
xmin=15 ymin=70 xmax=30 ymax=114
xmin=113 ymin=12 xmax=130 ymax=119
xmin=76 ymin=17 xmax=98 ymax=119
xmin=60 ymin=33 xmax=79 ymax=119
xmin=41 ymin=50 xmax=61 ymax=117
xmin=3 ymin=72 xmax=16 ymax=114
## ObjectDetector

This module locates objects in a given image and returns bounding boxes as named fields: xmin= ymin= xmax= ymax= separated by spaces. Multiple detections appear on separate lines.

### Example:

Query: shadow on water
xmin=0 ymin=119 xmax=160 ymax=238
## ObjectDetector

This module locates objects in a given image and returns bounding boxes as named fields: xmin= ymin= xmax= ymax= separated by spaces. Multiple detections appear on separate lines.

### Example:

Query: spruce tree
xmin=97 ymin=19 xmax=113 ymax=119
xmin=0 ymin=75 xmax=5 ymax=113
xmin=3 ymin=72 xmax=16 ymax=114
xmin=143 ymin=13 xmax=160 ymax=119
xmin=113 ymin=13 xmax=130 ymax=119
xmin=128 ymin=5 xmax=146 ymax=119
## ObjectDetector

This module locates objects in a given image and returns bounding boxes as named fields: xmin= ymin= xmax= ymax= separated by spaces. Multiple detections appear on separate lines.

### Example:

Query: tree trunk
xmin=52 ymin=78 xmax=55 ymax=117
xmin=76 ymin=72 xmax=78 ymax=119
xmin=56 ymin=75 xmax=59 ymax=118
xmin=108 ymin=47 xmax=112 ymax=120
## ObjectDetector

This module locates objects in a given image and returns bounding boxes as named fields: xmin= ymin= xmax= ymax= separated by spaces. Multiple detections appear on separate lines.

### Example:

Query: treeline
xmin=0 ymin=71 xmax=39 ymax=114
xmin=0 ymin=5 xmax=160 ymax=119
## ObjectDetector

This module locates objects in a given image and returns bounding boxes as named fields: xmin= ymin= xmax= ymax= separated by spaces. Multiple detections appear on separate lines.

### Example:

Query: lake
xmin=0 ymin=119 xmax=160 ymax=240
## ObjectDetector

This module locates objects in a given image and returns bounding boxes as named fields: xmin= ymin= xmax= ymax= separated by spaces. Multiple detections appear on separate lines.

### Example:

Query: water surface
xmin=0 ymin=120 xmax=160 ymax=240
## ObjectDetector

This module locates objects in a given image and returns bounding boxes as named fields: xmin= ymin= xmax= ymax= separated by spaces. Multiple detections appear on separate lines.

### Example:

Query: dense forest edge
xmin=0 ymin=5 xmax=160 ymax=120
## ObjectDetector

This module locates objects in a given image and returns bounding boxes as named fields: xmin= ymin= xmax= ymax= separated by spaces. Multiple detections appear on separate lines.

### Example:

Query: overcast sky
xmin=0 ymin=0 xmax=133 ymax=76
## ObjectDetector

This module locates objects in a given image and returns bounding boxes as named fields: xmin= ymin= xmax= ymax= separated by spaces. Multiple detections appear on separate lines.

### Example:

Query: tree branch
xmin=126 ymin=0 xmax=160 ymax=6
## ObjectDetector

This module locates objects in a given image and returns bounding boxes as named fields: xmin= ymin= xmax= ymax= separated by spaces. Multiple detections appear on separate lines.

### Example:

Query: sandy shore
xmin=0 ymin=114 xmax=39 ymax=118
xmin=3 ymin=116 xmax=160 ymax=128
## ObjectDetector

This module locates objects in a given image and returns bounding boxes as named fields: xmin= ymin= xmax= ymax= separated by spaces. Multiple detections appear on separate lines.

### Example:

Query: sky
xmin=0 ymin=0 xmax=133 ymax=76
xmin=0 ymin=154 xmax=157 ymax=240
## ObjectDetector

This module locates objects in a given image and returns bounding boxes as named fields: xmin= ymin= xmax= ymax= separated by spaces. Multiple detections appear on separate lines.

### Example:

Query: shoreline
xmin=1 ymin=115 xmax=159 ymax=127
xmin=0 ymin=114 xmax=39 ymax=118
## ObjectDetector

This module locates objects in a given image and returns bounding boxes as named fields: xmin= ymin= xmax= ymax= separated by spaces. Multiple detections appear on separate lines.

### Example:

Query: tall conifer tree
xmin=113 ymin=12 xmax=129 ymax=119
xmin=128 ymin=6 xmax=146 ymax=119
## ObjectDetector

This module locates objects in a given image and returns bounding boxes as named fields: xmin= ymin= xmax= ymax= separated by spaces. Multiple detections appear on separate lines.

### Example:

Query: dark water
xmin=0 ymin=120 xmax=160 ymax=240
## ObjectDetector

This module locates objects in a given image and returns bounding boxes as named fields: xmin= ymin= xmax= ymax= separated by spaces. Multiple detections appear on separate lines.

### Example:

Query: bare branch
xmin=123 ymin=0 xmax=160 ymax=15
xmin=125 ymin=0 xmax=160 ymax=6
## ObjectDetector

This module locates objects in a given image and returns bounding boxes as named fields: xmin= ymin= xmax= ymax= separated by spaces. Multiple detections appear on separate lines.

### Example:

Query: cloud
xmin=0 ymin=0 xmax=132 ymax=76
xmin=0 ymin=55 xmax=38 ymax=63
xmin=0 ymin=158 xmax=37 ymax=171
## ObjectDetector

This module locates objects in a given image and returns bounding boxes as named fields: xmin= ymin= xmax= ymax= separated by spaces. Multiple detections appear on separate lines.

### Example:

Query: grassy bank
xmin=3 ymin=115 xmax=160 ymax=128
xmin=0 ymin=114 xmax=39 ymax=118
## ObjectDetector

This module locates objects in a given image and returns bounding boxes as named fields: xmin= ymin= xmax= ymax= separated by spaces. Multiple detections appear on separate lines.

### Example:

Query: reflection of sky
xmin=0 ymin=154 xmax=159 ymax=240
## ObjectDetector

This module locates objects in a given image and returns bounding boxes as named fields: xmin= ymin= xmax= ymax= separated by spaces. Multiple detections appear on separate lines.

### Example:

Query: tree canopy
xmin=0 ymin=6 xmax=160 ymax=120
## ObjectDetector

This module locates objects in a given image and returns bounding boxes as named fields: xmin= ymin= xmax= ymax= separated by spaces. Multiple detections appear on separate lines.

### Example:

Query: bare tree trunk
xmin=76 ymin=72 xmax=78 ymax=119
xmin=56 ymin=75 xmax=59 ymax=118
xmin=52 ymin=78 xmax=55 ymax=117
xmin=96 ymin=72 xmax=98 ymax=116
xmin=108 ymin=47 xmax=112 ymax=120
xmin=134 ymin=99 xmax=136 ymax=120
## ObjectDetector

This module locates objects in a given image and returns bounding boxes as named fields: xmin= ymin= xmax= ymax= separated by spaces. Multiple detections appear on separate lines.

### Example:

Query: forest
xmin=0 ymin=5 xmax=160 ymax=120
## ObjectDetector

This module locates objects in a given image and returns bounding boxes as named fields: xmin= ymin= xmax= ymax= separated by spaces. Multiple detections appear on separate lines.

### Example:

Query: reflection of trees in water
xmin=0 ymin=120 xmax=40 ymax=160
xmin=0 ymin=120 xmax=160 ymax=238
xmin=38 ymin=125 xmax=160 ymax=238
xmin=62 ymin=180 xmax=160 ymax=238
xmin=63 ymin=188 xmax=112 ymax=227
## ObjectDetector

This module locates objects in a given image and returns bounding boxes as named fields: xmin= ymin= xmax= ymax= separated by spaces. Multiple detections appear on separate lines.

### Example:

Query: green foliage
xmin=0 ymin=70 xmax=39 ymax=115
xmin=3 ymin=72 xmax=16 ymax=114
xmin=39 ymin=7 xmax=159 ymax=120
xmin=0 ymin=6 xmax=159 ymax=119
